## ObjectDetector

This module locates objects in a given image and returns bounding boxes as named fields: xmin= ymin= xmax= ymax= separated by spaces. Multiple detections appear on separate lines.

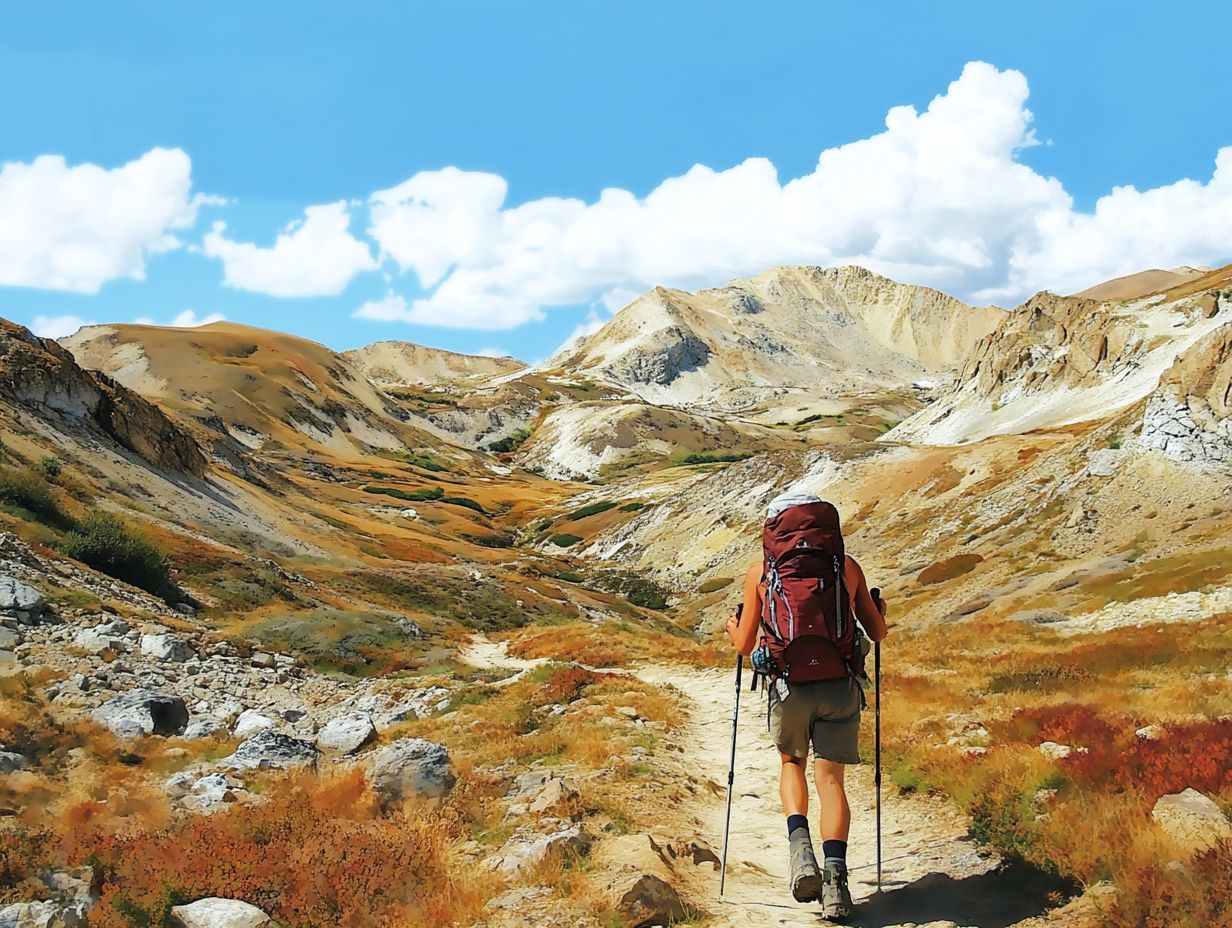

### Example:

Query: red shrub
xmin=1108 ymin=841 xmax=1232 ymax=928
xmin=996 ymin=703 xmax=1118 ymax=748
xmin=536 ymin=666 xmax=609 ymax=706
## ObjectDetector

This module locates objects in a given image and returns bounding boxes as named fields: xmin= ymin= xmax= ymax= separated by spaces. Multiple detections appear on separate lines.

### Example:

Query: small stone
xmin=1037 ymin=741 xmax=1073 ymax=760
xmin=250 ymin=652 xmax=276 ymax=669
xmin=616 ymin=706 xmax=639 ymax=720
xmin=528 ymin=777 xmax=578 ymax=814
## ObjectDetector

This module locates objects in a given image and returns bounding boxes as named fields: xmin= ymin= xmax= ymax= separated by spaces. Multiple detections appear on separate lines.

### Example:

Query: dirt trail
xmin=459 ymin=638 xmax=1076 ymax=926
xmin=638 ymin=664 xmax=1075 ymax=928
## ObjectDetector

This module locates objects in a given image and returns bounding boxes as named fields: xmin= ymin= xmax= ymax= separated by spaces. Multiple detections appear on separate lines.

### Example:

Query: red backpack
xmin=760 ymin=499 xmax=863 ymax=682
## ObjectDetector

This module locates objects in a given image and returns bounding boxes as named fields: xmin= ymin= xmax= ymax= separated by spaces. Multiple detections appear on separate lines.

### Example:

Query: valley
xmin=0 ymin=262 xmax=1229 ymax=927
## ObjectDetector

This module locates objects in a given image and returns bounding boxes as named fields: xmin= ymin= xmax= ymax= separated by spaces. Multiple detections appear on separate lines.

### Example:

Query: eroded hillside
xmin=1 ymin=261 xmax=1229 ymax=928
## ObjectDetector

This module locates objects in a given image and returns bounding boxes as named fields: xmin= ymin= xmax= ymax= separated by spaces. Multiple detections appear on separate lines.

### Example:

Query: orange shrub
xmin=1107 ymin=841 xmax=1232 ymax=928
xmin=45 ymin=772 xmax=483 ymax=928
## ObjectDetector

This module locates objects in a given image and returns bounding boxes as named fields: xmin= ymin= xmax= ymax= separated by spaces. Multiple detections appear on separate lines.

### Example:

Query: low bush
xmin=440 ymin=495 xmax=485 ymax=514
xmin=679 ymin=451 xmax=752 ymax=466
xmin=550 ymin=534 xmax=582 ymax=548
xmin=619 ymin=501 xmax=649 ymax=512
xmin=38 ymin=457 xmax=62 ymax=479
xmin=59 ymin=513 xmax=176 ymax=600
xmin=363 ymin=485 xmax=444 ymax=502
xmin=486 ymin=428 xmax=531 ymax=454
xmin=0 ymin=466 xmax=66 ymax=524
xmin=566 ymin=500 xmax=617 ymax=521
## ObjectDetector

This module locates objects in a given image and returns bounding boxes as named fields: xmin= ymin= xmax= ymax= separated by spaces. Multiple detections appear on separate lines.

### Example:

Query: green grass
xmin=551 ymin=533 xmax=583 ymax=548
xmin=619 ymin=501 xmax=649 ymax=512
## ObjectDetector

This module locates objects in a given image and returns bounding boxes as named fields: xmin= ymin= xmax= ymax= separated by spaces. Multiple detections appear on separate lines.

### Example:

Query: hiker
xmin=725 ymin=492 xmax=888 ymax=920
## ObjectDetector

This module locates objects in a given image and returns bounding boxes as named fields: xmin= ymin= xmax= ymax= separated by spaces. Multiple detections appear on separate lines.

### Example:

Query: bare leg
xmin=780 ymin=752 xmax=809 ymax=816
xmin=814 ymin=758 xmax=851 ymax=841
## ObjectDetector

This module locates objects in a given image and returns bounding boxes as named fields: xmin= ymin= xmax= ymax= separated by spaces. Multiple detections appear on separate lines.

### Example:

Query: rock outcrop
xmin=170 ymin=898 xmax=271 ymax=928
xmin=1151 ymin=788 xmax=1232 ymax=852
xmin=364 ymin=738 xmax=455 ymax=802
xmin=0 ymin=320 xmax=206 ymax=477
xmin=93 ymin=690 xmax=189 ymax=738
xmin=1139 ymin=321 xmax=1232 ymax=466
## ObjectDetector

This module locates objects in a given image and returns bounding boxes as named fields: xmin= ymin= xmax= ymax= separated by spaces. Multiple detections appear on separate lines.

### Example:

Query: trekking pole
xmin=720 ymin=653 xmax=743 ymax=896
xmin=875 ymin=638 xmax=882 ymax=892
xmin=871 ymin=587 xmax=884 ymax=893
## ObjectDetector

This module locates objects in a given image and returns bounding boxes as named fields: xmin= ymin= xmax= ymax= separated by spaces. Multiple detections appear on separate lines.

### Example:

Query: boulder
xmin=1151 ymin=788 xmax=1232 ymax=852
xmin=170 ymin=898 xmax=271 ymax=928
xmin=1037 ymin=741 xmax=1074 ymax=760
xmin=93 ymin=690 xmax=188 ymax=738
xmin=0 ymin=578 xmax=45 ymax=624
xmin=491 ymin=826 xmax=593 ymax=877
xmin=221 ymin=730 xmax=319 ymax=770
xmin=0 ymin=867 xmax=96 ymax=927
xmin=603 ymin=873 xmax=687 ymax=927
xmin=183 ymin=717 xmax=225 ymax=739
xmin=0 ymin=751 xmax=26 ymax=773
xmin=141 ymin=633 xmax=194 ymax=662
xmin=233 ymin=710 xmax=275 ymax=737
xmin=364 ymin=738 xmax=454 ymax=802
xmin=316 ymin=714 xmax=376 ymax=755
xmin=0 ymin=629 xmax=18 ymax=650
xmin=250 ymin=652 xmax=276 ymax=669
xmin=73 ymin=628 xmax=130 ymax=655
xmin=527 ymin=777 xmax=578 ymax=814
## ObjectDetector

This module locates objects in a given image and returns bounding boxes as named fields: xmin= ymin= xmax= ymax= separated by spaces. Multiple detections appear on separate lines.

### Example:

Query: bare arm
xmin=724 ymin=563 xmax=763 ymax=656
xmin=846 ymin=556 xmax=889 ymax=642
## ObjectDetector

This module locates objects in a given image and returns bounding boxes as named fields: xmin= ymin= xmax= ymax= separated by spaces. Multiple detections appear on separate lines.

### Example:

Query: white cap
xmin=766 ymin=492 xmax=822 ymax=519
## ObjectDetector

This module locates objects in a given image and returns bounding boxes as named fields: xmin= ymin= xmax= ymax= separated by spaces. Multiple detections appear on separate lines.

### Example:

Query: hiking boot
xmin=820 ymin=860 xmax=854 ymax=921
xmin=787 ymin=827 xmax=823 ymax=902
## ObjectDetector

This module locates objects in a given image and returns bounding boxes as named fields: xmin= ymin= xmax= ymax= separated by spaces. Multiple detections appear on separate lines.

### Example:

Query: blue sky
xmin=2 ymin=1 xmax=1230 ymax=363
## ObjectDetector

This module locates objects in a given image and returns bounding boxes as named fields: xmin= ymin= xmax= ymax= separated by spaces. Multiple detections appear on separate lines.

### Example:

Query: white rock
xmin=233 ymin=709 xmax=275 ymax=737
xmin=316 ymin=714 xmax=375 ymax=755
xmin=141 ymin=634 xmax=194 ymax=662
xmin=170 ymin=897 xmax=271 ymax=928
xmin=1037 ymin=741 xmax=1073 ymax=760
xmin=1151 ymin=788 xmax=1232 ymax=852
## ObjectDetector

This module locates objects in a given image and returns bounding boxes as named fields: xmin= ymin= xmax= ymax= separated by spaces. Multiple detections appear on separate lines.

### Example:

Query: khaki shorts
xmin=768 ymin=677 xmax=864 ymax=764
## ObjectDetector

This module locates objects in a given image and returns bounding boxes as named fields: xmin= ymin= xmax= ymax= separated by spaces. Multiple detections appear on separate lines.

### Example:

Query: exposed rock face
xmin=489 ymin=825 xmax=593 ymax=877
xmin=1139 ymin=322 xmax=1232 ymax=467
xmin=0 ymin=320 xmax=206 ymax=477
xmin=0 ymin=867 xmax=96 ymax=928
xmin=140 ymin=633 xmax=195 ymax=662
xmin=891 ymin=275 xmax=1232 ymax=445
xmin=93 ymin=690 xmax=189 ymax=738
xmin=606 ymin=323 xmax=711 ymax=387
xmin=364 ymin=738 xmax=455 ymax=802
xmin=553 ymin=266 xmax=1004 ymax=408
xmin=170 ymin=898 xmax=271 ymax=928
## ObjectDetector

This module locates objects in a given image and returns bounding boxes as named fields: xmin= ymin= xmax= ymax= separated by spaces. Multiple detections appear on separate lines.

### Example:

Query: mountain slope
xmin=549 ymin=265 xmax=1005 ymax=409
xmin=343 ymin=340 xmax=525 ymax=388
xmin=889 ymin=265 xmax=1232 ymax=445
xmin=63 ymin=322 xmax=446 ymax=460
xmin=1073 ymin=266 xmax=1209 ymax=301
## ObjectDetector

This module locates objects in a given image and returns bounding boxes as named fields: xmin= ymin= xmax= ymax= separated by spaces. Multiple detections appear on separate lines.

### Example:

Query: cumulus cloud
xmin=30 ymin=314 xmax=95 ymax=339
xmin=0 ymin=148 xmax=208 ymax=294
xmin=204 ymin=202 xmax=378 ymax=297
xmin=133 ymin=309 xmax=226 ymax=327
xmin=360 ymin=61 xmax=1230 ymax=329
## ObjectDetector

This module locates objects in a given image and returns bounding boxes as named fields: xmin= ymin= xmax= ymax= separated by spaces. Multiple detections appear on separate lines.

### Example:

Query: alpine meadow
xmin=1 ymin=5 xmax=1230 ymax=928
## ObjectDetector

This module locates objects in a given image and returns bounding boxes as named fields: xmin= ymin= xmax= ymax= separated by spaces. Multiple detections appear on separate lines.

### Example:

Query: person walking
xmin=725 ymin=492 xmax=888 ymax=920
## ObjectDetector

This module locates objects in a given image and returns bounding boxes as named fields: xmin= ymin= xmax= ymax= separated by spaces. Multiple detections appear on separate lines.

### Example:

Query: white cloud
xmin=362 ymin=61 xmax=1231 ymax=329
xmin=204 ymin=201 xmax=378 ymax=297
xmin=475 ymin=347 xmax=512 ymax=358
xmin=0 ymin=148 xmax=207 ymax=294
xmin=30 ymin=314 xmax=95 ymax=339
xmin=133 ymin=309 xmax=226 ymax=327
